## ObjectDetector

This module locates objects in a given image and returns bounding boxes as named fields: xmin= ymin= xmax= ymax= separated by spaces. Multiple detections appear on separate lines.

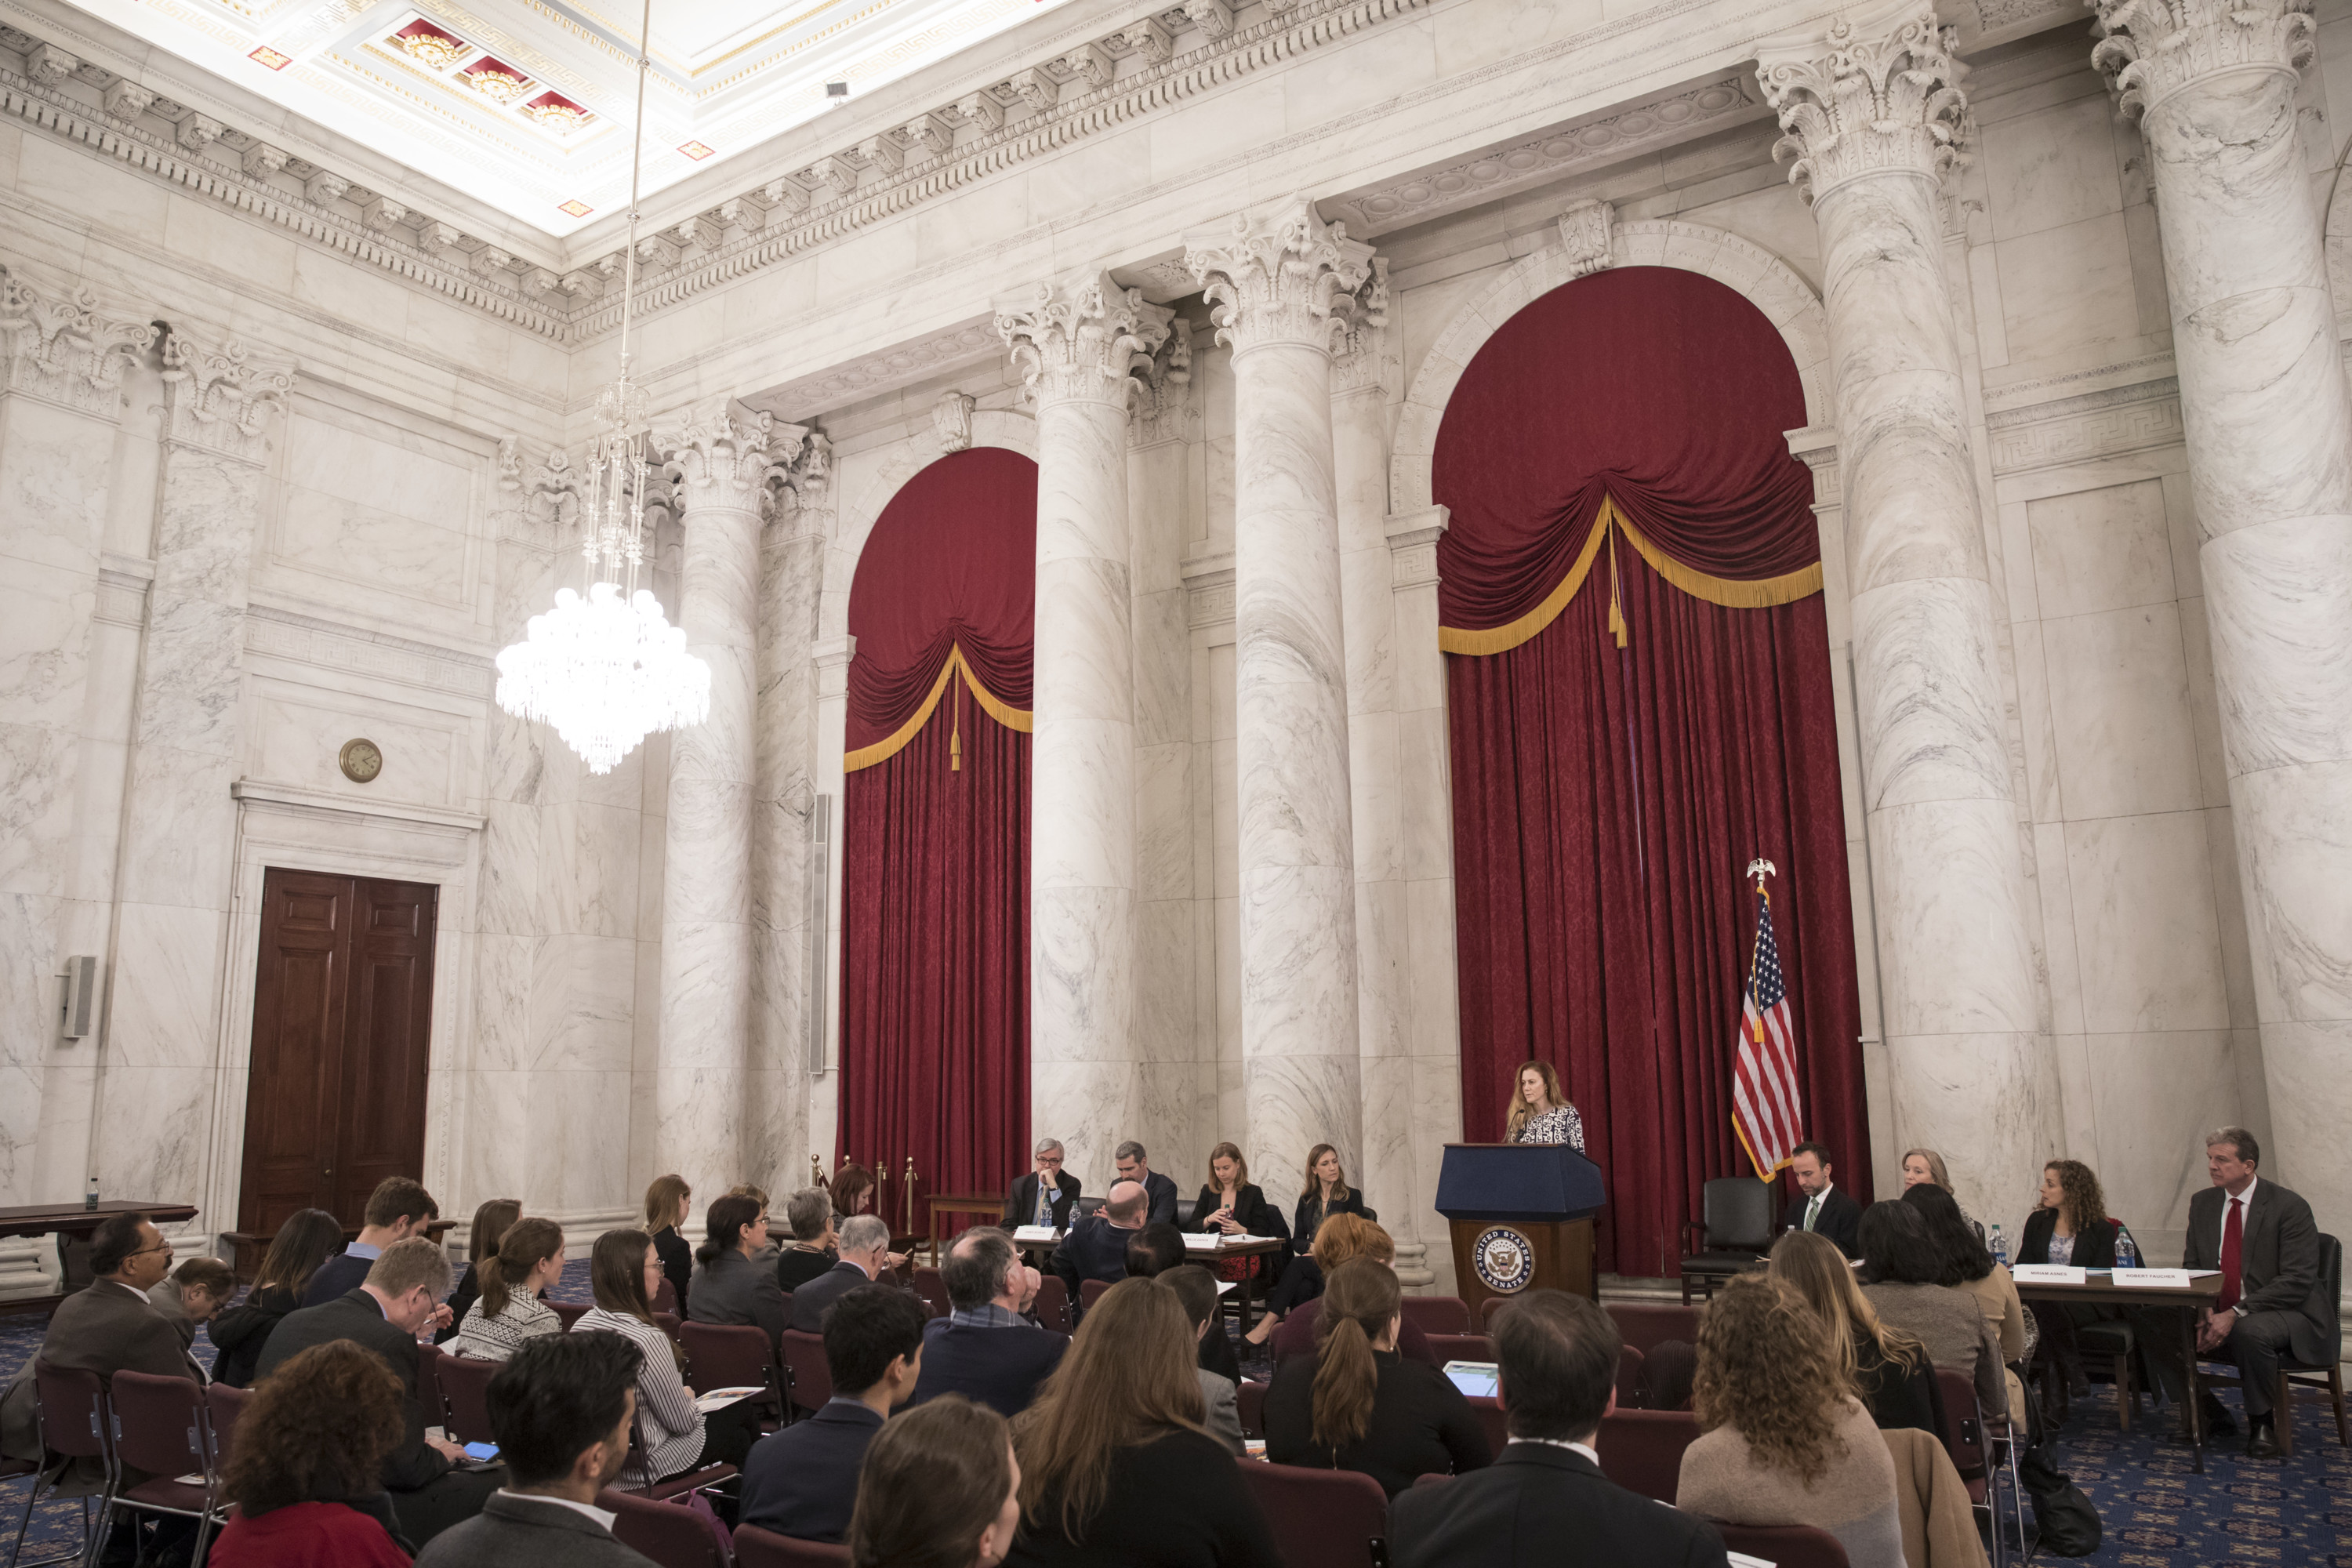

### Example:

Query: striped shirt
xmin=450 ymin=1293 xmax=561 ymax=1363
xmin=572 ymin=1306 xmax=706 ymax=1486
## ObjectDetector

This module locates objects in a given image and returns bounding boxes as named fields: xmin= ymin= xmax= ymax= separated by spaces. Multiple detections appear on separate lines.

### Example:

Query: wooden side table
xmin=927 ymin=1193 xmax=1008 ymax=1265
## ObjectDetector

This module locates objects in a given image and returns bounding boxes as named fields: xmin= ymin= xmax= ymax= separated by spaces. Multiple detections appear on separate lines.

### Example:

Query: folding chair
xmin=1234 ymin=1460 xmax=1389 ymax=1568
xmin=204 ymin=1385 xmax=250 ymax=1475
xmin=434 ymin=1352 xmax=500 ymax=1446
xmin=30 ymin=1364 xmax=115 ymax=1568
xmin=109 ymin=1370 xmax=227 ymax=1566
xmin=1422 ymin=1334 xmax=1492 ymax=1366
xmin=1935 ymin=1369 xmax=2013 ymax=1568
xmin=7 ymin=1363 xmax=112 ymax=1568
xmin=1679 ymin=1178 xmax=1775 ymax=1304
xmin=622 ymin=1408 xmax=739 ymax=1504
xmin=550 ymin=1301 xmax=593 ymax=1330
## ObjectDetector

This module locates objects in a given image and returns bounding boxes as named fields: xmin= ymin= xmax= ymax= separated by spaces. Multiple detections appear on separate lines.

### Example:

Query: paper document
xmin=1216 ymin=1281 xmax=1236 ymax=1296
xmin=694 ymin=1386 xmax=763 ymax=1412
xmin=1726 ymin=1554 xmax=1777 ymax=1568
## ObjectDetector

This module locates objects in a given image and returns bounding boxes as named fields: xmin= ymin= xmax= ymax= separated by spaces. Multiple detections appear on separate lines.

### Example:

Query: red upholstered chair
xmin=414 ymin=1341 xmax=445 ymax=1432
xmin=911 ymin=1268 xmax=951 ymax=1319
xmin=1032 ymin=1275 xmax=1070 ymax=1334
xmin=1236 ymin=1380 xmax=1269 ymax=1439
xmin=1595 ymin=1409 xmax=1701 ymax=1503
xmin=1479 ymin=1297 xmax=1506 ymax=1333
xmin=1399 ymin=1296 xmax=1472 ymax=1335
xmin=680 ymin=1321 xmax=783 ymax=1420
xmin=32 ymin=1363 xmax=118 ymax=1562
xmin=598 ymin=1486 xmax=731 ymax=1568
xmin=1079 ymin=1278 xmax=1111 ymax=1312
xmin=434 ymin=1350 xmax=500 ymax=1445
xmin=1715 ymin=1523 xmax=1850 ymax=1568
xmin=1616 ymin=1344 xmax=1646 ymax=1408
xmin=1604 ymin=1301 xmax=1702 ymax=1359
xmin=653 ymin=1279 xmax=679 ymax=1316
xmin=1410 ymin=1471 xmax=1455 ymax=1491
xmin=1465 ymin=1396 xmax=1508 ymax=1454
xmin=655 ymin=1311 xmax=686 ymax=1346
xmin=205 ymin=1383 xmax=250 ymax=1473
xmin=1424 ymin=1333 xmax=1493 ymax=1367
xmin=1235 ymin=1460 xmax=1389 ymax=1568
xmin=780 ymin=1330 xmax=833 ymax=1415
xmin=550 ymin=1300 xmax=593 ymax=1330
xmin=110 ymin=1370 xmax=227 ymax=1561
xmin=734 ymin=1524 xmax=853 ymax=1566
xmin=1933 ymin=1369 xmax=2013 ymax=1567
xmin=622 ymin=1406 xmax=740 ymax=1504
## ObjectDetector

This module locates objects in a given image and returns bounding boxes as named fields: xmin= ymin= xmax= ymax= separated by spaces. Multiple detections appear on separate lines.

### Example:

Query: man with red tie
xmin=2144 ymin=1127 xmax=2331 ymax=1458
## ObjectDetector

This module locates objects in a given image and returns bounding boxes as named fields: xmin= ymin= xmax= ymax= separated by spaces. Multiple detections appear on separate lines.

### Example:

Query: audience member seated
xmin=731 ymin=1185 xmax=783 ymax=1268
xmin=575 ymin=1229 xmax=762 ymax=1486
xmin=1895 ymin=1149 xmax=1984 ymax=1237
xmin=637 ymin=1176 xmax=692 ymax=1315
xmin=1003 ymin=1140 xmax=1082 ymax=1231
xmin=1780 ymin=1142 xmax=1862 ymax=1261
xmin=450 ymin=1218 xmax=566 ymax=1362
xmin=1904 ymin=1184 xmax=2028 ymax=1421
xmin=833 ymin=1163 xmax=880 ymax=1225
xmin=777 ymin=1187 xmax=844 ymax=1291
xmin=1268 ymin=1217 xmax=1437 ymax=1366
xmin=1188 ymin=1144 xmax=1289 ymax=1305
xmin=1676 ymin=1274 xmax=1904 ymax=1568
xmin=1114 ymin=1142 xmax=1181 ymax=1229
xmin=740 ymin=1283 xmax=929 ymax=1542
xmin=1162 ymin=1266 xmax=1244 ymax=1455
xmin=1769 ymin=1230 xmax=1939 ymax=1435
xmin=439 ymin=1200 xmax=521 ymax=1346
xmin=212 ymin=1208 xmax=345 ymax=1389
xmin=1254 ymin=1145 xmax=1374 ymax=1333
xmin=1050 ymin=1181 xmax=1149 ymax=1300
xmin=306 ymin=1178 xmax=444 ymax=1314
xmin=690 ymin=1194 xmax=792 ymax=1345
xmin=1003 ymin=1278 xmax=1279 ymax=1567
xmin=1123 ymin=1223 xmax=1186 ymax=1279
xmin=847 ymin=1395 xmax=1022 ymax=1568
xmin=212 ymin=1340 xmax=417 ymax=1566
xmin=913 ymin=1227 xmax=1069 ymax=1418
xmin=149 ymin=1254 xmax=237 ymax=1357
xmin=412 ymin=1334 xmax=661 ymax=1568
xmin=791 ymin=1215 xmax=906 ymax=1334
xmin=1264 ymin=1258 xmax=1487 ymax=1494
xmin=255 ymin=1236 xmax=499 ymax=1544
xmin=1857 ymin=1202 xmax=2006 ymax=1424
xmin=2020 ymin=1159 xmax=2120 ymax=1397
xmin=1388 ymin=1290 xmax=1727 ymax=1568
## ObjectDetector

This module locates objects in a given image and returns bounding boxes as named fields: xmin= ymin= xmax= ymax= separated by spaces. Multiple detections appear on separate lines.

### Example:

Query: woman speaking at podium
xmin=1504 ymin=1060 xmax=1585 ymax=1151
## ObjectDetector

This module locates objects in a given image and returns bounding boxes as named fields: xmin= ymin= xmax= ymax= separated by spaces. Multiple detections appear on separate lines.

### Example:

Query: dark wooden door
xmin=238 ymin=869 xmax=438 ymax=1236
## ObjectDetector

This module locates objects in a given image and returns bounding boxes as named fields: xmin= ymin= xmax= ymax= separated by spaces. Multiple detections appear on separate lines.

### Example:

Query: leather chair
xmin=2195 ymin=1231 xmax=2348 ymax=1457
xmin=1715 ymin=1523 xmax=1851 ymax=1568
xmin=1595 ymin=1409 xmax=1700 ymax=1503
xmin=598 ymin=1486 xmax=729 ymax=1568
xmin=734 ymin=1523 xmax=853 ymax=1566
xmin=1235 ymin=1460 xmax=1389 ymax=1568
xmin=1678 ymin=1178 xmax=1775 ymax=1303
xmin=110 ymin=1370 xmax=227 ymax=1563
xmin=434 ymin=1349 xmax=499 ymax=1445
xmin=1399 ymin=1296 xmax=1471 ymax=1335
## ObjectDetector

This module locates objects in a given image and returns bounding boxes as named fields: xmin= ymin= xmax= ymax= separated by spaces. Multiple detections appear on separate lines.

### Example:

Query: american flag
xmin=1733 ymin=884 xmax=1806 ymax=1180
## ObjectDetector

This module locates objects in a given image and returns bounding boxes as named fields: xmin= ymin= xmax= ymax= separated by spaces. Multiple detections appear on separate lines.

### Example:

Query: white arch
xmin=1389 ymin=220 xmax=1831 ymax=515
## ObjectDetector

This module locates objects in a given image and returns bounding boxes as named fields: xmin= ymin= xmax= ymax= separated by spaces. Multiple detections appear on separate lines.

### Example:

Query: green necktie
xmin=1806 ymin=1194 xmax=1823 ymax=1232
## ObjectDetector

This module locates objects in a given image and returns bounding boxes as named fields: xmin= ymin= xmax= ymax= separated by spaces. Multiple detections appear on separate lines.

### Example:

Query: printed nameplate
xmin=2111 ymin=1268 xmax=2194 ymax=1288
xmin=2011 ymin=1265 xmax=2086 ymax=1284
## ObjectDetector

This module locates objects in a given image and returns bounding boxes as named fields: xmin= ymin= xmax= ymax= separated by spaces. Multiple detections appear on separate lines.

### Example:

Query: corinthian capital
xmin=159 ymin=331 xmax=295 ymax=463
xmin=1755 ymin=0 xmax=1971 ymax=205
xmin=2089 ymin=0 xmax=2314 ymax=118
xmin=1184 ymin=196 xmax=1375 ymax=355
xmin=996 ymin=271 xmax=1173 ymax=408
xmin=655 ymin=399 xmax=799 ymax=513
xmin=0 ymin=271 xmax=155 ymax=416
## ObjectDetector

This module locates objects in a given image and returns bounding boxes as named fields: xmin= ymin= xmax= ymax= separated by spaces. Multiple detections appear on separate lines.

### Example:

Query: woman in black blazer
xmin=1190 ymin=1142 xmax=1290 ymax=1298
xmin=1254 ymin=1144 xmax=1375 ymax=1329
xmin=2022 ymin=1160 xmax=2124 ymax=1395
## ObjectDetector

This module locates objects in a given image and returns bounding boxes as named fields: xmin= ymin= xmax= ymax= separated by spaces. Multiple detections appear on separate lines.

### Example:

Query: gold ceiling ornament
xmin=394 ymin=31 xmax=467 ymax=69
xmin=467 ymin=68 xmax=531 ymax=103
xmin=522 ymin=99 xmax=591 ymax=131
xmin=338 ymin=737 xmax=384 ymax=784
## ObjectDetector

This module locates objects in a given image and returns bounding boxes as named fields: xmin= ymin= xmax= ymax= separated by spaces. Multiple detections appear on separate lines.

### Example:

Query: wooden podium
xmin=1436 ymin=1143 xmax=1606 ymax=1319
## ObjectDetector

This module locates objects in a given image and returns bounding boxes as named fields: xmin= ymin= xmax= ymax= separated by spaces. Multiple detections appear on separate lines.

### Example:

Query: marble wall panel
xmin=2082 ymin=1028 xmax=2244 ymax=1251
xmin=2026 ymin=479 xmax=2176 ymax=617
xmin=2041 ymin=604 xmax=2201 ymax=820
xmin=2064 ymin=812 xmax=2230 ymax=1035
xmin=1980 ymin=94 xmax=2125 ymax=242
xmin=273 ymin=408 xmax=477 ymax=612
xmin=1993 ymin=216 xmax=2141 ymax=363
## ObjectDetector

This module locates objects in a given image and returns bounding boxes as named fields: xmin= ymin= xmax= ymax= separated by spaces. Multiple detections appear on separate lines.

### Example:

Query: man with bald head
xmin=1051 ymin=1179 xmax=1151 ymax=1303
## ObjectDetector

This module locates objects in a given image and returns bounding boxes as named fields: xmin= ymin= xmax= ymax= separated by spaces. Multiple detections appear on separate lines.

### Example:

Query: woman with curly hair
xmin=2020 ymin=1159 xmax=2125 ymax=1396
xmin=1676 ymin=1273 xmax=1904 ymax=1568
xmin=211 ymin=1340 xmax=415 ymax=1565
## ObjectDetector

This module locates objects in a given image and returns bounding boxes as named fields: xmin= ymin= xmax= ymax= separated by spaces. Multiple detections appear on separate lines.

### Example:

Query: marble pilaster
xmin=2089 ymin=0 xmax=2352 ymax=1216
xmin=997 ymin=272 xmax=1171 ymax=1186
xmin=651 ymin=401 xmax=795 ymax=1205
xmin=1758 ymin=2 xmax=2057 ymax=1221
xmin=805 ymin=633 xmax=858 ymax=1167
xmin=1185 ymin=198 xmax=1373 ymax=1192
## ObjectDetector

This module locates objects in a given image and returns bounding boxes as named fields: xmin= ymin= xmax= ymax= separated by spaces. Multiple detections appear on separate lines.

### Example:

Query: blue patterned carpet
xmin=2 ymin=1264 xmax=2344 ymax=1565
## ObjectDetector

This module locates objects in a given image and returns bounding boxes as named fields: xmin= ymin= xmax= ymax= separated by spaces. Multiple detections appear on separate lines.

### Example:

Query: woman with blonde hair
xmin=1262 ymin=1258 xmax=1488 ymax=1495
xmin=1004 ymin=1277 xmax=1278 ymax=1566
xmin=1676 ymin=1273 xmax=1906 ymax=1568
xmin=449 ymin=1215 xmax=565 ymax=1361
xmin=1503 ymin=1060 xmax=1584 ymax=1150
xmin=1769 ymin=1229 xmax=1940 ymax=1434
xmin=644 ymin=1173 xmax=692 ymax=1310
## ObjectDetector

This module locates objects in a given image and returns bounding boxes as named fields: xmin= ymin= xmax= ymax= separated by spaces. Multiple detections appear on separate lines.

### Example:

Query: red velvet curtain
xmin=839 ymin=447 xmax=1036 ymax=1234
xmin=1436 ymin=267 xmax=1867 ymax=1276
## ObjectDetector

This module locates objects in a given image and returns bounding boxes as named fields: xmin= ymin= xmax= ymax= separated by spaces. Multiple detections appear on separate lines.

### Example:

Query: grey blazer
xmin=687 ymin=1248 xmax=792 ymax=1347
xmin=2183 ymin=1179 xmax=2332 ymax=1365
xmin=0 ymin=1279 xmax=200 ymax=1483
xmin=1197 ymin=1368 xmax=1245 ymax=1456
xmin=412 ymin=1490 xmax=659 ymax=1568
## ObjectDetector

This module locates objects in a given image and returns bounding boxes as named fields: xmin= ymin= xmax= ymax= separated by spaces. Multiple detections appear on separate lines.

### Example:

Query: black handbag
xmin=2018 ymin=1446 xmax=2103 ymax=1557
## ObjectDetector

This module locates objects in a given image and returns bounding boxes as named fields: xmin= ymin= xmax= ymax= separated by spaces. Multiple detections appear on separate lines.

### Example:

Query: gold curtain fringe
xmin=842 ymin=643 xmax=1033 ymax=772
xmin=1438 ymin=495 xmax=1824 ymax=656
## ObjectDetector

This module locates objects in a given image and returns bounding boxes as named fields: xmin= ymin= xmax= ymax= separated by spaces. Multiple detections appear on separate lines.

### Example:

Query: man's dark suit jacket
xmin=786 ymin=1260 xmax=879 ymax=1334
xmin=0 ymin=1279 xmax=200 ymax=1484
xmin=910 ymin=1316 xmax=1069 ymax=1417
xmin=2182 ymin=1179 xmax=2332 ymax=1365
xmin=735 ymin=1399 xmax=884 ymax=1544
xmin=255 ymin=1289 xmax=450 ymax=1493
xmin=303 ymin=1248 xmax=377 ymax=1308
xmin=413 ymin=1490 xmax=656 ymax=1567
xmin=1002 ymin=1172 xmax=1083 ymax=1229
xmin=1051 ymin=1215 xmax=1139 ymax=1298
xmin=1781 ymin=1185 xmax=1863 ymax=1260
xmin=1388 ymin=1443 xmax=1730 ymax=1568
xmin=1140 ymin=1171 xmax=1180 ymax=1229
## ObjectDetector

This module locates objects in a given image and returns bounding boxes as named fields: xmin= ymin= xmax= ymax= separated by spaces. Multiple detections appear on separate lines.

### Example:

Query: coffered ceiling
xmin=64 ymin=0 xmax=1079 ymax=235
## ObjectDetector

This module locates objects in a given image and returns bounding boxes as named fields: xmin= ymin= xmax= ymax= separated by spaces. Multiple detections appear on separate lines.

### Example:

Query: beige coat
xmin=1957 ymin=1268 xmax=2028 ymax=1424
xmin=1880 ymin=1425 xmax=1990 ymax=1568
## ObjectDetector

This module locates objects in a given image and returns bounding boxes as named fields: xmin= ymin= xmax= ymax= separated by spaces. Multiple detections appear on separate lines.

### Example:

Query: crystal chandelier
xmin=495 ymin=0 xmax=706 ymax=774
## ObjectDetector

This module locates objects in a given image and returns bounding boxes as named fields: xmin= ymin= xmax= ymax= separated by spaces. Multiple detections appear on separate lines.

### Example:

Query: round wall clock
xmin=339 ymin=737 xmax=384 ymax=784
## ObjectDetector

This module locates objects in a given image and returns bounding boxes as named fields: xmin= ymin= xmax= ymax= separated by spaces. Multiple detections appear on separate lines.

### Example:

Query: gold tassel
xmin=950 ymin=673 xmax=962 ymax=771
xmin=1606 ymin=516 xmax=1628 ymax=648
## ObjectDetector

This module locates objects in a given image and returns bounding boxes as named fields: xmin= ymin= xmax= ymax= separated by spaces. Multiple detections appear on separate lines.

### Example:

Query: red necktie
xmin=2217 ymin=1196 xmax=2244 ymax=1312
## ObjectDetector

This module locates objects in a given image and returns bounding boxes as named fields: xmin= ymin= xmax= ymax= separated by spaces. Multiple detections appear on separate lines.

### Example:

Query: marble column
xmin=652 ymin=401 xmax=789 ymax=1204
xmin=807 ymin=633 xmax=858 ymax=1166
xmin=1757 ymin=2 xmax=2057 ymax=1218
xmin=99 ymin=332 xmax=294 ymax=1208
xmin=1185 ymin=198 xmax=1374 ymax=1191
xmin=0 ymin=275 xmax=152 ymax=1207
xmin=2089 ymin=0 xmax=2352 ymax=1215
xmin=996 ymin=273 xmax=1172 ymax=1186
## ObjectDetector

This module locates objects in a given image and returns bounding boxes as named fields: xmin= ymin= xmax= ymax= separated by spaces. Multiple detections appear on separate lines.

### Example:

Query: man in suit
xmin=1389 ymin=1290 xmax=1730 ymax=1567
xmin=257 ymin=1236 xmax=499 ymax=1544
xmin=2140 ymin=1127 xmax=2332 ymax=1457
xmin=304 ymin=1174 xmax=445 ymax=1317
xmin=739 ymin=1283 xmax=927 ymax=1542
xmin=1123 ymin=1222 xmax=1187 ymax=1279
xmin=1002 ymin=1138 xmax=1083 ymax=1230
xmin=1051 ymin=1181 xmax=1149 ymax=1301
xmin=911 ymin=1227 xmax=1068 ymax=1418
xmin=786 ymin=1214 xmax=903 ymax=1334
xmin=1116 ymin=1142 xmax=1181 ymax=1229
xmin=1164 ymin=1266 xmax=1245 ymax=1454
xmin=1780 ymin=1142 xmax=1862 ymax=1261
xmin=413 ymin=1334 xmax=656 ymax=1567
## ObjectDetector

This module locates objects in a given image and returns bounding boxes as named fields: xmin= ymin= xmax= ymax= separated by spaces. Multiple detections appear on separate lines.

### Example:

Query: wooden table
xmin=2013 ymin=1270 xmax=2225 ymax=1472
xmin=0 ymin=1201 xmax=201 ymax=1317
xmin=926 ymin=1193 xmax=1007 ymax=1265
xmin=1013 ymin=1231 xmax=1288 ymax=1327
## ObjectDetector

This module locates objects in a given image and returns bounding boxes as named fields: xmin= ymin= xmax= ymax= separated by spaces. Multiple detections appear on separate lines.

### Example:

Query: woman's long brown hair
xmin=1312 ymin=1258 xmax=1400 ymax=1450
xmin=467 ymin=1198 xmax=521 ymax=1266
xmin=1503 ymin=1059 xmax=1567 ymax=1140
xmin=478 ymin=1217 xmax=563 ymax=1319
xmin=1299 ymin=1143 xmax=1352 ymax=1204
xmin=1768 ymin=1228 xmax=1926 ymax=1388
xmin=590 ymin=1227 xmax=685 ymax=1367
xmin=1011 ymin=1276 xmax=1203 ymax=1541
xmin=1205 ymin=1141 xmax=1249 ymax=1191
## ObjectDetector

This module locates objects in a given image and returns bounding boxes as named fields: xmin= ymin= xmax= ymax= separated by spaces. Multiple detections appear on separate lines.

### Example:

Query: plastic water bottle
xmin=2116 ymin=1231 xmax=2138 ymax=1271
xmin=1990 ymin=1222 xmax=2009 ymax=1269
